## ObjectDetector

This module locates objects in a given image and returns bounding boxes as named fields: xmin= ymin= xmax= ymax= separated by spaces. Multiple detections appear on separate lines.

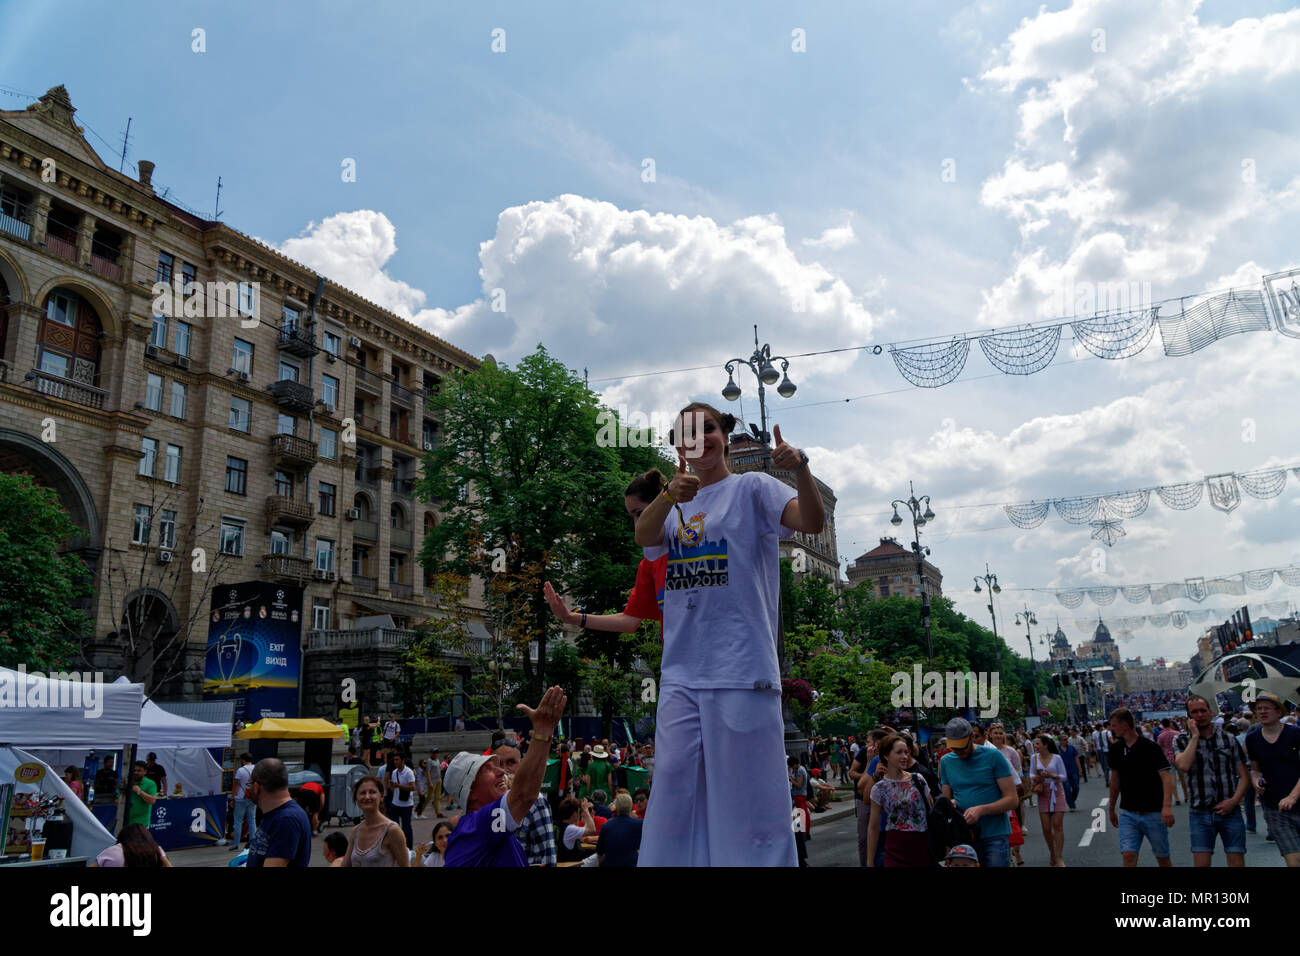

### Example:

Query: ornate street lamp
xmin=892 ymin=483 xmax=935 ymax=659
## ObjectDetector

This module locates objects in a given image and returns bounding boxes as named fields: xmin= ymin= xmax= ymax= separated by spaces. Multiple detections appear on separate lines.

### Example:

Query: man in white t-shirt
xmin=389 ymin=753 xmax=416 ymax=849
xmin=229 ymin=753 xmax=256 ymax=851
xmin=383 ymin=714 xmax=401 ymax=755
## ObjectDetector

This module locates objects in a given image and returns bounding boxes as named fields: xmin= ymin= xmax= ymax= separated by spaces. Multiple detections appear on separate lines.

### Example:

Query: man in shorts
xmin=1107 ymin=708 xmax=1175 ymax=866
xmin=1244 ymin=692 xmax=1300 ymax=866
xmin=1174 ymin=694 xmax=1249 ymax=867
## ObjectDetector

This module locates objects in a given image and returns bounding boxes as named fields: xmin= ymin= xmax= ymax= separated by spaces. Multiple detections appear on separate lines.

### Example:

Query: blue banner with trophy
xmin=203 ymin=582 xmax=303 ymax=720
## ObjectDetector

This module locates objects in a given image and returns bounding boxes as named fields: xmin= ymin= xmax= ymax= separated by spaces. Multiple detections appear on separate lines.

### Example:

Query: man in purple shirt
xmin=443 ymin=686 xmax=567 ymax=867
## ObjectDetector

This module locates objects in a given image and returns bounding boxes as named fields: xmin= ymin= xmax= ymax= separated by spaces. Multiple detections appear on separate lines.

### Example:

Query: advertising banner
xmin=148 ymin=794 xmax=229 ymax=851
xmin=203 ymin=582 xmax=303 ymax=721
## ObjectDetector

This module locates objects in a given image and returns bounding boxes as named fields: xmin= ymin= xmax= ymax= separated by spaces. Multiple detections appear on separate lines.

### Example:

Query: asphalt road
xmin=808 ymin=771 xmax=1287 ymax=867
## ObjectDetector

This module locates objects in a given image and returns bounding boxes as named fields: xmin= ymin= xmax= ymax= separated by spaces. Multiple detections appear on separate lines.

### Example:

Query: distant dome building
xmin=1078 ymin=617 xmax=1121 ymax=667
xmin=1048 ymin=623 xmax=1073 ymax=665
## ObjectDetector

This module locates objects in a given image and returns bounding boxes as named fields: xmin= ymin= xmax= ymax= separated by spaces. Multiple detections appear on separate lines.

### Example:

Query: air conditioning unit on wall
xmin=345 ymin=508 xmax=360 ymax=520
xmin=349 ymin=336 xmax=362 ymax=349
xmin=157 ymin=549 xmax=173 ymax=564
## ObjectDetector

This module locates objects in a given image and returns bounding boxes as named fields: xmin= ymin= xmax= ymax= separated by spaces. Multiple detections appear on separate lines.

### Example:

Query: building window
xmin=270 ymin=529 xmax=290 ymax=554
xmin=281 ymin=305 xmax=300 ymax=332
xmin=277 ymin=414 xmax=296 ymax=436
xmin=352 ymin=545 xmax=369 ymax=577
xmin=318 ymin=481 xmax=336 ymax=517
xmin=232 ymin=338 xmax=253 ymax=375
xmin=274 ymin=470 xmax=293 ymax=498
xmin=150 ymin=312 xmax=167 ymax=348
xmin=321 ymin=374 xmax=339 ymax=409
xmin=225 ymin=457 xmax=247 ymax=495
xmin=175 ymin=321 xmax=191 ymax=358
xmin=164 ymin=444 xmax=182 ymax=484
xmin=880 ymin=584 xmax=890 ymax=597
xmin=320 ymin=428 xmax=338 ymax=460
xmin=315 ymin=538 xmax=335 ymax=572
xmin=220 ymin=518 xmax=245 ymax=557
xmin=238 ymin=282 xmax=256 ymax=318
xmin=170 ymin=382 xmax=187 ymax=419
xmin=278 ymin=359 xmax=299 ymax=383
xmin=156 ymin=252 xmax=174 ymax=284
xmin=139 ymin=438 xmax=158 ymax=477
xmin=145 ymin=373 xmax=163 ymax=411
xmin=389 ymin=553 xmax=405 ymax=584
xmin=312 ymin=599 xmax=331 ymax=631
xmin=390 ymin=503 xmax=405 ymax=529
xmin=159 ymin=510 xmax=177 ymax=550
xmin=38 ymin=349 xmax=70 ymax=378
xmin=46 ymin=293 xmax=74 ymax=326
xmin=180 ymin=260 xmax=197 ymax=292
xmin=229 ymin=396 xmax=251 ymax=432
xmin=132 ymin=504 xmax=151 ymax=545
xmin=322 ymin=331 xmax=340 ymax=356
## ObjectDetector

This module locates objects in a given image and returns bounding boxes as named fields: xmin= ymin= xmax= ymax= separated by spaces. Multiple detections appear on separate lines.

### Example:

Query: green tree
xmin=394 ymin=572 xmax=475 ymax=719
xmin=418 ymin=345 xmax=667 ymax=698
xmin=0 ymin=474 xmax=89 ymax=670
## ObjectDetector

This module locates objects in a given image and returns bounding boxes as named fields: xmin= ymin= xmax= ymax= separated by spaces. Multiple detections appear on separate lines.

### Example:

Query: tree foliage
xmin=0 ymin=474 xmax=88 ymax=670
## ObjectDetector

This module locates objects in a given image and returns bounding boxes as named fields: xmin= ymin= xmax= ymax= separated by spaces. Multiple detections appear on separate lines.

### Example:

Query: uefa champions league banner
xmin=203 ymin=581 xmax=303 ymax=720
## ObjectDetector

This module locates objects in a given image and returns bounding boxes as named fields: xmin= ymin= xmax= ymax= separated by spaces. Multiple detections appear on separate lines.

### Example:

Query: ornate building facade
xmin=844 ymin=536 xmax=943 ymax=600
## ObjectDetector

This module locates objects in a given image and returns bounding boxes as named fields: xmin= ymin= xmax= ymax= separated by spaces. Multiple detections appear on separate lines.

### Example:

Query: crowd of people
xmin=835 ymin=691 xmax=1300 ymax=869
xmin=1104 ymin=691 xmax=1188 ymax=714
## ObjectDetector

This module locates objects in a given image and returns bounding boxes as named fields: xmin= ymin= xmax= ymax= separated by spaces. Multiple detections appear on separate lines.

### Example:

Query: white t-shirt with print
xmin=644 ymin=471 xmax=797 ymax=691
xmin=390 ymin=766 xmax=416 ymax=807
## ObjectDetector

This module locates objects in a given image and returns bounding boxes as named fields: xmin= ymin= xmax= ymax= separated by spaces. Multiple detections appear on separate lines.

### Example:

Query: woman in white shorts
xmin=634 ymin=402 xmax=825 ymax=866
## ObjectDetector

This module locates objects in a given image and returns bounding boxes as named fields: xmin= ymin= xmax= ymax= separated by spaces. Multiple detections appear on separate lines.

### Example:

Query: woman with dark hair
xmin=63 ymin=766 xmax=84 ymax=803
xmin=866 ymin=735 xmax=933 ymax=867
xmin=544 ymin=468 xmax=669 ymax=636
xmin=1031 ymin=735 xmax=1068 ymax=866
xmin=92 ymin=823 xmax=170 ymax=867
xmin=634 ymin=402 xmax=826 ymax=866
xmin=416 ymin=820 xmax=453 ymax=867
xmin=342 ymin=774 xmax=409 ymax=867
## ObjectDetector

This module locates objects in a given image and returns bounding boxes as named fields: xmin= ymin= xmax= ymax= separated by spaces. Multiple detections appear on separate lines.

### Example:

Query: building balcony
xmin=355 ymin=414 xmax=383 ymax=436
xmin=0 ymin=211 xmax=30 ymax=241
xmin=89 ymin=254 xmax=122 ymax=282
xmin=391 ymin=527 xmax=413 ymax=551
xmin=277 ymin=324 xmax=320 ymax=358
xmin=268 ymin=379 xmax=315 ymax=414
xmin=350 ymin=575 xmax=378 ymax=594
xmin=392 ymin=426 xmax=419 ymax=448
xmin=45 ymin=233 xmax=77 ymax=262
xmin=353 ymin=519 xmax=378 ymax=542
xmin=392 ymin=477 xmax=416 ymax=499
xmin=389 ymin=582 xmax=413 ymax=600
xmin=306 ymin=627 xmax=415 ymax=652
xmin=25 ymin=369 xmax=108 ymax=409
xmin=270 ymin=433 xmax=318 ymax=467
xmin=354 ymin=367 xmax=383 ymax=396
xmin=261 ymin=553 xmax=312 ymax=586
xmin=264 ymin=494 xmax=315 ymax=527
xmin=390 ymin=382 xmax=416 ymax=409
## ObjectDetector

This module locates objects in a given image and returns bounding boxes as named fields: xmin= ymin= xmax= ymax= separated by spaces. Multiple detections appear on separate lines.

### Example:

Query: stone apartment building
xmin=844 ymin=536 xmax=944 ymax=600
xmin=0 ymin=86 xmax=494 ymax=707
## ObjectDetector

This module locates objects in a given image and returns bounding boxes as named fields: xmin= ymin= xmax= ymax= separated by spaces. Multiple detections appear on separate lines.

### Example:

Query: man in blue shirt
xmin=597 ymin=792 xmax=643 ymax=866
xmin=938 ymin=717 xmax=1019 ymax=867
xmin=444 ymin=686 xmax=567 ymax=867
xmin=245 ymin=758 xmax=312 ymax=868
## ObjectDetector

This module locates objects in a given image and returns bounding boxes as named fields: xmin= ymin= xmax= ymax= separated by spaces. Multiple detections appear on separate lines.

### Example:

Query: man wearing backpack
xmin=938 ymin=717 xmax=1019 ymax=867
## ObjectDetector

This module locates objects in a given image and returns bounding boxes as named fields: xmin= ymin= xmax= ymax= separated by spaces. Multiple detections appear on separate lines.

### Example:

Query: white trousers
xmin=638 ymin=685 xmax=797 ymax=867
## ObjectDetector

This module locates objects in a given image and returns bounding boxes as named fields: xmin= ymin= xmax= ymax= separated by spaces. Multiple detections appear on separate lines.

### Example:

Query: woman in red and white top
xmin=1030 ymin=735 xmax=1069 ymax=867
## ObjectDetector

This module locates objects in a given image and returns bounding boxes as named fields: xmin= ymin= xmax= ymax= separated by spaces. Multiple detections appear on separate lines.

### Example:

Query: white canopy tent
xmin=0 ymin=666 xmax=142 ymax=748
xmin=0 ymin=745 xmax=116 ymax=861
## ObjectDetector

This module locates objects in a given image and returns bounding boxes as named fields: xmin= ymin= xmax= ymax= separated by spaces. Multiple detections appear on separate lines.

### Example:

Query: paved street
xmin=809 ymin=772 xmax=1287 ymax=867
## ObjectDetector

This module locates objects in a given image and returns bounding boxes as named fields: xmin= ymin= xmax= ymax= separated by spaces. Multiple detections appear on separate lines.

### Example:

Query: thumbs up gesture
xmin=667 ymin=450 xmax=701 ymax=504
xmin=770 ymin=424 xmax=805 ymax=471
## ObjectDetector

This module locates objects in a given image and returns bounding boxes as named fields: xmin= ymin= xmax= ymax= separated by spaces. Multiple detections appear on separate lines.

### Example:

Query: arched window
xmin=353 ymin=494 xmax=370 ymax=520
xmin=390 ymin=502 xmax=406 ymax=529
xmin=38 ymin=287 xmax=102 ymax=385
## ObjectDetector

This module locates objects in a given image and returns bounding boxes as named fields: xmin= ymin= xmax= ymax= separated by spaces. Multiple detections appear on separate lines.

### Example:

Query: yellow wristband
xmin=661 ymin=489 xmax=676 ymax=504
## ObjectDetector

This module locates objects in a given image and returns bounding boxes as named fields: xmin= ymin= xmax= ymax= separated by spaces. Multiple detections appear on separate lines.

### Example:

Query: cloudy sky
xmin=9 ymin=0 xmax=1300 ymax=669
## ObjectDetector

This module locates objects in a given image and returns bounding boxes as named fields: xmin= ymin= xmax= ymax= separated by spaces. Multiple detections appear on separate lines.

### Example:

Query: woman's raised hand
xmin=543 ymin=581 xmax=577 ymax=625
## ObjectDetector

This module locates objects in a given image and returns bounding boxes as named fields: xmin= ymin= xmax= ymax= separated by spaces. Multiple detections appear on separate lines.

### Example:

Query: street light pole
xmin=1016 ymin=604 xmax=1040 ymax=721
xmin=973 ymin=565 xmax=1002 ymax=670
xmin=720 ymin=325 xmax=802 ymax=758
xmin=891 ymin=483 xmax=935 ymax=660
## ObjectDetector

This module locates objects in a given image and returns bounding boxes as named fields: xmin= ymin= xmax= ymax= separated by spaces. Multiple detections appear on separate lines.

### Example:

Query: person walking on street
xmin=1244 ymin=692 xmax=1300 ymax=866
xmin=1174 ymin=694 xmax=1250 ymax=867
xmin=938 ymin=717 xmax=1018 ymax=867
xmin=1059 ymin=735 xmax=1082 ymax=811
xmin=229 ymin=752 xmax=256 ymax=851
xmin=1108 ymin=708 xmax=1175 ymax=866
xmin=866 ymin=734 xmax=934 ymax=867
xmin=342 ymin=774 xmax=409 ymax=867
xmin=1156 ymin=718 xmax=1186 ymax=806
xmin=1092 ymin=723 xmax=1112 ymax=785
xmin=388 ymin=753 xmax=416 ymax=849
xmin=1030 ymin=735 xmax=1068 ymax=867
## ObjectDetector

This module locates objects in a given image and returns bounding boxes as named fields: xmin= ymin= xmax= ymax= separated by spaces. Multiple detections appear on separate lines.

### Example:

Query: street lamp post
xmin=1016 ymin=605 xmax=1040 ymax=721
xmin=973 ymin=565 xmax=1002 ymax=669
xmin=891 ymin=483 xmax=935 ymax=659
xmin=720 ymin=325 xmax=803 ymax=759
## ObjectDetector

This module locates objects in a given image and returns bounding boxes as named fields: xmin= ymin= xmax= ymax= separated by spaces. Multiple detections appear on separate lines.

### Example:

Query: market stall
xmin=0 ymin=666 xmax=143 ymax=867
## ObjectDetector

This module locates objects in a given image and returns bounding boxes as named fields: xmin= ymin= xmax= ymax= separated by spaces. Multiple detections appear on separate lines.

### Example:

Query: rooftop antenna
xmin=117 ymin=117 xmax=132 ymax=173
xmin=213 ymin=176 xmax=223 ymax=220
